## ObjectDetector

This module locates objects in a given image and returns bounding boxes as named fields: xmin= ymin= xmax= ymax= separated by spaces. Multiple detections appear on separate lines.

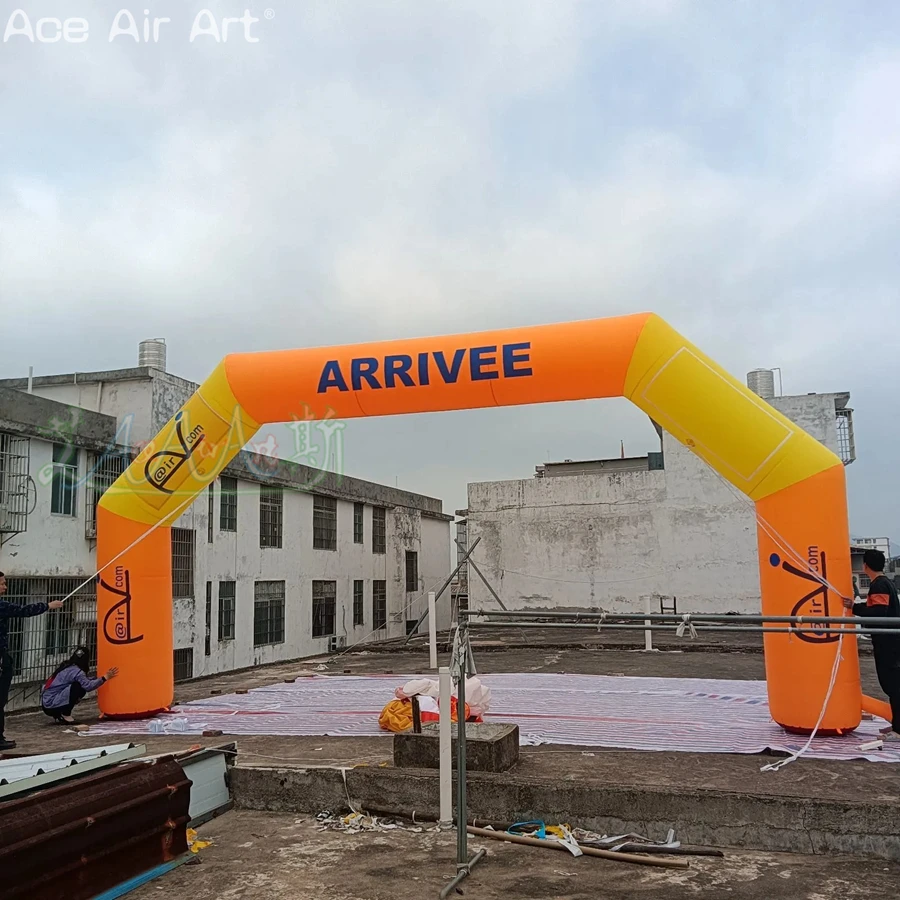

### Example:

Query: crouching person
xmin=41 ymin=647 xmax=118 ymax=724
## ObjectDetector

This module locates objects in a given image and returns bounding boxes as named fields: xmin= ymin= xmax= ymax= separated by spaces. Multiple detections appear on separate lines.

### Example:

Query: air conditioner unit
xmin=328 ymin=635 xmax=346 ymax=653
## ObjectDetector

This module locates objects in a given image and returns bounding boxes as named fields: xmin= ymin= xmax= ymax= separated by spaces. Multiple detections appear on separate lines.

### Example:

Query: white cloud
xmin=0 ymin=0 xmax=898 ymax=538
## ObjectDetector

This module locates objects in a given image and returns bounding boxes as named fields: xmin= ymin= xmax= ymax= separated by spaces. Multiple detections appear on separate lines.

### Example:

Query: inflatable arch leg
xmin=97 ymin=313 xmax=867 ymax=732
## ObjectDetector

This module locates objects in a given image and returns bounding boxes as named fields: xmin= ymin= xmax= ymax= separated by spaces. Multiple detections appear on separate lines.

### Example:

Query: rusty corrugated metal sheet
xmin=0 ymin=756 xmax=192 ymax=900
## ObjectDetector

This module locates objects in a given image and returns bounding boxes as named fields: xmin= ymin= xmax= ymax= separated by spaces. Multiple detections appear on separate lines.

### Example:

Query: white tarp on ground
xmin=87 ymin=673 xmax=900 ymax=763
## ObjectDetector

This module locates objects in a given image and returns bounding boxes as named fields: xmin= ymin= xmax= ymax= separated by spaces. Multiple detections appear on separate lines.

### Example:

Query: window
xmin=313 ymin=495 xmax=337 ymax=550
xmin=405 ymin=550 xmax=418 ymax=592
xmin=171 ymin=527 xmax=195 ymax=599
xmin=312 ymin=580 xmax=337 ymax=638
xmin=174 ymin=648 xmax=194 ymax=682
xmin=85 ymin=450 xmax=129 ymax=539
xmin=204 ymin=581 xmax=212 ymax=656
xmin=207 ymin=483 xmax=214 ymax=543
xmin=218 ymin=581 xmax=236 ymax=642
xmin=372 ymin=506 xmax=386 ymax=554
xmin=859 ymin=573 xmax=871 ymax=590
xmin=373 ymin=580 xmax=387 ymax=631
xmin=0 ymin=432 xmax=30 ymax=535
xmin=353 ymin=502 xmax=364 ymax=544
xmin=259 ymin=484 xmax=283 ymax=548
xmin=51 ymin=443 xmax=78 ymax=516
xmin=353 ymin=580 xmax=364 ymax=626
xmin=254 ymin=580 xmax=285 ymax=646
xmin=836 ymin=407 xmax=856 ymax=465
xmin=219 ymin=476 xmax=237 ymax=531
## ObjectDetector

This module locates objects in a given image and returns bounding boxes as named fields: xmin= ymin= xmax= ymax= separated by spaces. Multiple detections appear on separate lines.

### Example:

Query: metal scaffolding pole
xmin=439 ymin=615 xmax=487 ymax=900
xmin=454 ymin=539 xmax=507 ymax=611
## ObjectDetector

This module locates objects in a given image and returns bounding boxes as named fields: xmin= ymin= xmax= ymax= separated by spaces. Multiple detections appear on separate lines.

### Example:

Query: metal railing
xmin=3 ymin=576 xmax=98 ymax=705
xmin=462 ymin=608 xmax=900 ymax=635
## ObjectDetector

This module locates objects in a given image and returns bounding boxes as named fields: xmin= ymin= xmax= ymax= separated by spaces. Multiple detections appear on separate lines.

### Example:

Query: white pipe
xmin=27 ymin=366 xmax=33 ymax=393
xmin=644 ymin=594 xmax=653 ymax=652
xmin=438 ymin=665 xmax=452 ymax=826
xmin=428 ymin=591 xmax=438 ymax=669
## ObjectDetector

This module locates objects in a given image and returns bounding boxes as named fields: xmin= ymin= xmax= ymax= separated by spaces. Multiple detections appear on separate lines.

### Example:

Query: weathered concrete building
xmin=0 ymin=346 xmax=452 ymax=709
xmin=461 ymin=388 xmax=857 ymax=616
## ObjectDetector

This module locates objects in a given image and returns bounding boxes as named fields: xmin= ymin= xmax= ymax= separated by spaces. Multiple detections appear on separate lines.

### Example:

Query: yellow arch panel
xmin=624 ymin=314 xmax=840 ymax=499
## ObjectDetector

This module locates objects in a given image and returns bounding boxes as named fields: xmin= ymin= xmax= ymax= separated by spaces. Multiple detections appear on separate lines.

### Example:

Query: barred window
xmin=372 ymin=507 xmax=386 ymax=555
xmin=313 ymin=495 xmax=337 ymax=550
xmin=207 ymin=482 xmax=214 ymax=543
xmin=0 ymin=432 xmax=30 ymax=535
xmin=85 ymin=449 xmax=130 ymax=539
xmin=405 ymin=550 xmax=418 ymax=592
xmin=220 ymin=476 xmax=238 ymax=531
xmin=373 ymin=580 xmax=387 ymax=631
xmin=254 ymin=580 xmax=285 ymax=646
xmin=1 ymin=577 xmax=96 ymax=685
xmin=171 ymin=527 xmax=195 ymax=599
xmin=51 ymin=443 xmax=78 ymax=517
xmin=353 ymin=580 xmax=364 ymax=626
xmin=259 ymin=484 xmax=283 ymax=549
xmin=312 ymin=580 xmax=337 ymax=638
xmin=174 ymin=648 xmax=194 ymax=682
xmin=218 ymin=581 xmax=236 ymax=642
xmin=353 ymin=502 xmax=364 ymax=544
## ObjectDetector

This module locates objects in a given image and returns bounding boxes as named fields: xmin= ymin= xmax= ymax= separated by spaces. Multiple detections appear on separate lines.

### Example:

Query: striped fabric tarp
xmin=89 ymin=672 xmax=900 ymax=763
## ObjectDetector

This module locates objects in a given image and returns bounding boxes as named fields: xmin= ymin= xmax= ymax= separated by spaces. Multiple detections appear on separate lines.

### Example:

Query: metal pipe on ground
xmin=439 ymin=848 xmax=486 ymax=899
xmin=466 ymin=826 xmax=690 ymax=869
xmin=359 ymin=806 xmax=724 ymax=858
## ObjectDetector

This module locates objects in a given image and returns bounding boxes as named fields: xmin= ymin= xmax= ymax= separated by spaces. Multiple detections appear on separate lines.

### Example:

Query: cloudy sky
xmin=1 ymin=0 xmax=898 ymax=544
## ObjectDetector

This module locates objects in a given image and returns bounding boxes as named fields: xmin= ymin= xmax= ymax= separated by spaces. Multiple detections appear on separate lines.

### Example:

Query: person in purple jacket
xmin=40 ymin=646 xmax=118 ymax=725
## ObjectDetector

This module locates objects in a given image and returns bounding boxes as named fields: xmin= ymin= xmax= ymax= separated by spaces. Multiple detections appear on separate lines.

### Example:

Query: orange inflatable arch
xmin=97 ymin=312 xmax=887 ymax=732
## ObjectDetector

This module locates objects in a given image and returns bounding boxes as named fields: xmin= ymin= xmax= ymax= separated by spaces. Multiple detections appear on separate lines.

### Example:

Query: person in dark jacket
xmin=844 ymin=549 xmax=900 ymax=741
xmin=41 ymin=646 xmax=118 ymax=724
xmin=0 ymin=571 xmax=65 ymax=750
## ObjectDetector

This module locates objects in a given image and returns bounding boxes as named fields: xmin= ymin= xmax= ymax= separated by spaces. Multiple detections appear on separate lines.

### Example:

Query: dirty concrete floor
xmin=5 ymin=632 xmax=895 ymax=808
xmin=132 ymin=811 xmax=900 ymax=900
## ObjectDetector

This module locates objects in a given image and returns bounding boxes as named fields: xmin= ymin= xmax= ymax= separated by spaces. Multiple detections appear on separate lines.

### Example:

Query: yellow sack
xmin=378 ymin=698 xmax=413 ymax=733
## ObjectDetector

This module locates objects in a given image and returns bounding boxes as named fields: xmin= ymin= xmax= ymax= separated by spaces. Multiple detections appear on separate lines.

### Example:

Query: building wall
xmin=466 ymin=393 xmax=846 ymax=616
xmin=420 ymin=514 xmax=454 ymax=628
xmin=2 ymin=367 xmax=198 ymax=448
xmin=19 ymin=375 xmax=155 ymax=445
xmin=171 ymin=485 xmax=452 ymax=679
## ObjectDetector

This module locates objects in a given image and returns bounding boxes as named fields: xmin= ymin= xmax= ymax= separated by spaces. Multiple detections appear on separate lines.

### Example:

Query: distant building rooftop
xmin=535 ymin=454 xmax=664 ymax=477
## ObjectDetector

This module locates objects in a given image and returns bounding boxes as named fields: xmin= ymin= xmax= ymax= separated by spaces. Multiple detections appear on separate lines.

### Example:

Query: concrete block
xmin=393 ymin=722 xmax=519 ymax=773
